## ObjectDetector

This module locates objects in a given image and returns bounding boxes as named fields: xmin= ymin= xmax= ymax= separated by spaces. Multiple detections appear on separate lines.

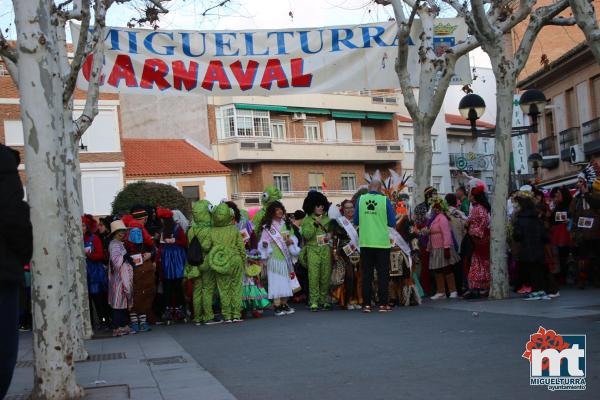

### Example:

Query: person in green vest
xmin=456 ymin=186 xmax=470 ymax=216
xmin=353 ymin=180 xmax=396 ymax=313
xmin=301 ymin=191 xmax=332 ymax=312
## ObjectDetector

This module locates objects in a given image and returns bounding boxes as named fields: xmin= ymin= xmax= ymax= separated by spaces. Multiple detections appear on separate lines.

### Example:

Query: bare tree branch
xmin=513 ymin=0 xmax=571 ymax=75
xmin=63 ymin=0 xmax=91 ymax=105
xmin=0 ymin=28 xmax=18 ymax=82
xmin=202 ymin=0 xmax=233 ymax=16
xmin=470 ymin=0 xmax=497 ymax=40
xmin=393 ymin=1 xmax=420 ymax=118
xmin=569 ymin=0 xmax=600 ymax=63
xmin=74 ymin=0 xmax=108 ymax=139
xmin=547 ymin=16 xmax=576 ymax=26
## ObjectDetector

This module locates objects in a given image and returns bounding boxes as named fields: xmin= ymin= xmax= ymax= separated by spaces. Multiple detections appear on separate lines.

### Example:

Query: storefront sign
xmin=512 ymin=95 xmax=530 ymax=174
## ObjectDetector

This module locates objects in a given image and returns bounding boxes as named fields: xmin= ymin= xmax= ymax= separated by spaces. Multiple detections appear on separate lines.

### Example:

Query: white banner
xmin=512 ymin=94 xmax=530 ymax=174
xmin=72 ymin=20 xmax=470 ymax=96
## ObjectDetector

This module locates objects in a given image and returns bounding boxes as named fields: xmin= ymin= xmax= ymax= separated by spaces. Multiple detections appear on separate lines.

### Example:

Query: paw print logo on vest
xmin=366 ymin=199 xmax=377 ymax=211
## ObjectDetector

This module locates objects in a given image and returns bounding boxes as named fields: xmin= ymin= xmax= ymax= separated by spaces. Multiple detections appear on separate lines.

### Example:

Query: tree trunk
xmin=412 ymin=120 xmax=434 ymax=205
xmin=14 ymin=1 xmax=84 ymax=398
xmin=488 ymin=79 xmax=515 ymax=300
xmin=570 ymin=0 xmax=600 ymax=65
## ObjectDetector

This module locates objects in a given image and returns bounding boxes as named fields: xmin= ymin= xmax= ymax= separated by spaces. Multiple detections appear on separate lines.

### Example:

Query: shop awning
xmin=331 ymin=111 xmax=367 ymax=119
xmin=287 ymin=107 xmax=331 ymax=115
xmin=540 ymin=176 xmax=578 ymax=190
xmin=234 ymin=104 xmax=393 ymax=120
xmin=366 ymin=112 xmax=393 ymax=120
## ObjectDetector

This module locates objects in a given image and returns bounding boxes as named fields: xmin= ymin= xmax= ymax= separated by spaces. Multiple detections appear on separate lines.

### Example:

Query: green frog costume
xmin=206 ymin=203 xmax=247 ymax=321
xmin=300 ymin=191 xmax=332 ymax=310
xmin=252 ymin=186 xmax=282 ymax=238
xmin=185 ymin=200 xmax=217 ymax=324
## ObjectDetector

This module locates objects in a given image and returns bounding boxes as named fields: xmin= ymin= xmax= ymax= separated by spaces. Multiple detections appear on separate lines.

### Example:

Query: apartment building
xmin=207 ymin=92 xmax=405 ymax=210
xmin=445 ymin=114 xmax=496 ymax=192
xmin=0 ymin=73 xmax=125 ymax=216
xmin=518 ymin=42 xmax=600 ymax=188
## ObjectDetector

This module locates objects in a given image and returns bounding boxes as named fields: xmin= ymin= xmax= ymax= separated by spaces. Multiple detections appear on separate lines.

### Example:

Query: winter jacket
xmin=428 ymin=213 xmax=453 ymax=250
xmin=569 ymin=193 xmax=600 ymax=243
xmin=0 ymin=144 xmax=32 ymax=285
xmin=512 ymin=208 xmax=548 ymax=263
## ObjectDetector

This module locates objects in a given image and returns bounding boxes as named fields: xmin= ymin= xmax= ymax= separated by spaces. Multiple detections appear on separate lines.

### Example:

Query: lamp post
xmin=459 ymin=89 xmax=546 ymax=137
xmin=528 ymin=152 xmax=543 ymax=179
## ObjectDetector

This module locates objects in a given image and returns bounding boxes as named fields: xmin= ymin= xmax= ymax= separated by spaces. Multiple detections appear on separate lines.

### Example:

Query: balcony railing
xmin=538 ymin=136 xmax=558 ymax=157
xmin=217 ymin=136 xmax=401 ymax=147
xmin=448 ymin=153 xmax=494 ymax=171
xmin=582 ymin=117 xmax=600 ymax=155
xmin=559 ymin=127 xmax=581 ymax=161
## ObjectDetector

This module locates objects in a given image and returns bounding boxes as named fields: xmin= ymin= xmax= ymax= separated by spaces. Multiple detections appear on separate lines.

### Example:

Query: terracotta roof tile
xmin=0 ymin=74 xmax=118 ymax=100
xmin=445 ymin=113 xmax=495 ymax=129
xmin=123 ymin=139 xmax=230 ymax=177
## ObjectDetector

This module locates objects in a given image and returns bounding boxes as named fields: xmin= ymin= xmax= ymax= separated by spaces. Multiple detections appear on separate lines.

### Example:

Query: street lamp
xmin=458 ymin=93 xmax=486 ymax=136
xmin=528 ymin=153 xmax=543 ymax=177
xmin=519 ymin=89 xmax=546 ymax=133
xmin=459 ymin=89 xmax=546 ymax=137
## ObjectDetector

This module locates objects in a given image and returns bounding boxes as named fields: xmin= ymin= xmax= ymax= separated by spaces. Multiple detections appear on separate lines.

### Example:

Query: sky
xmin=0 ymin=0 xmax=490 ymax=67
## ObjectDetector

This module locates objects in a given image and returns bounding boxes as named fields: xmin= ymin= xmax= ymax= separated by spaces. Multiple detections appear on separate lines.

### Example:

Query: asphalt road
xmin=168 ymin=296 xmax=600 ymax=400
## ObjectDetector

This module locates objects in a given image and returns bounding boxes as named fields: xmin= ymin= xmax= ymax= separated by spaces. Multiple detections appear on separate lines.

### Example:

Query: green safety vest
xmin=358 ymin=193 xmax=390 ymax=249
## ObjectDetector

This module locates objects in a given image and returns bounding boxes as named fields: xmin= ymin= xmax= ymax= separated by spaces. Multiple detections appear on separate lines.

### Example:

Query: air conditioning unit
xmin=570 ymin=144 xmax=586 ymax=164
xmin=240 ymin=163 xmax=253 ymax=175
xmin=291 ymin=112 xmax=306 ymax=121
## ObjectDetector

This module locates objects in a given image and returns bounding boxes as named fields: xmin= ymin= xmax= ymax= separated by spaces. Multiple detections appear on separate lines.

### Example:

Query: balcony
xmin=448 ymin=153 xmax=494 ymax=171
xmin=538 ymin=136 xmax=560 ymax=169
xmin=582 ymin=117 xmax=600 ymax=155
xmin=559 ymin=127 xmax=581 ymax=161
xmin=213 ymin=137 xmax=403 ymax=163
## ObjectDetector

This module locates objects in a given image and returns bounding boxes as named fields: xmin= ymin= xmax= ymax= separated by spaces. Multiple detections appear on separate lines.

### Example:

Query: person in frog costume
xmin=301 ymin=191 xmax=333 ymax=311
xmin=252 ymin=186 xmax=283 ymax=238
xmin=206 ymin=203 xmax=247 ymax=323
xmin=185 ymin=200 xmax=221 ymax=325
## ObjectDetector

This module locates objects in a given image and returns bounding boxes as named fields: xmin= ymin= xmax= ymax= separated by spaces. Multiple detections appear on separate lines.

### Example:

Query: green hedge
xmin=112 ymin=181 xmax=191 ymax=217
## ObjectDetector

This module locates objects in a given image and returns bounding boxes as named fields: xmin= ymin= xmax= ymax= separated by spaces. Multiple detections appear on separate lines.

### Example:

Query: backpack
xmin=187 ymin=236 xmax=204 ymax=266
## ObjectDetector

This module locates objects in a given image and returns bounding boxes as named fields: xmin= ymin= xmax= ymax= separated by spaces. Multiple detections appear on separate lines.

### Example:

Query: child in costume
xmin=124 ymin=226 xmax=155 ymax=332
xmin=301 ymin=191 xmax=333 ymax=311
xmin=82 ymin=214 xmax=111 ymax=329
xmin=186 ymin=200 xmax=222 ymax=325
xmin=226 ymin=201 xmax=270 ymax=318
xmin=252 ymin=185 xmax=283 ymax=238
xmin=108 ymin=220 xmax=134 ymax=337
xmin=259 ymin=201 xmax=300 ymax=316
xmin=205 ymin=203 xmax=247 ymax=323
xmin=157 ymin=207 xmax=188 ymax=324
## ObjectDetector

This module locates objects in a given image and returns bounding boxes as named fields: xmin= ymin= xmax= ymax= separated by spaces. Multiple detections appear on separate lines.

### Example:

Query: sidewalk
xmin=7 ymin=329 xmax=237 ymax=400
xmin=424 ymin=287 xmax=600 ymax=319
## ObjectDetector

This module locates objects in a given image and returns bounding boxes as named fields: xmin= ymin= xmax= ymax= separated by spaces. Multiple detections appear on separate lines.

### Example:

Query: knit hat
xmin=156 ymin=207 xmax=173 ymax=219
xmin=81 ymin=214 xmax=97 ymax=232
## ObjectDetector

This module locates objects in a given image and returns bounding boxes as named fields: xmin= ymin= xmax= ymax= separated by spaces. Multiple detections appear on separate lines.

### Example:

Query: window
xmin=544 ymin=110 xmax=555 ymax=138
xmin=3 ymin=120 xmax=24 ymax=146
xmin=182 ymin=186 xmax=200 ymax=205
xmin=432 ymin=176 xmax=442 ymax=192
xmin=592 ymin=75 xmax=600 ymax=119
xmin=341 ymin=173 xmax=356 ymax=191
xmin=215 ymin=106 xmax=271 ymax=138
xmin=308 ymin=173 xmax=324 ymax=191
xmin=253 ymin=110 xmax=270 ymax=137
xmin=273 ymin=174 xmax=291 ymax=192
xmin=565 ymin=88 xmax=579 ymax=128
xmin=304 ymin=122 xmax=320 ymax=141
xmin=271 ymin=119 xmax=286 ymax=140
xmin=483 ymin=140 xmax=489 ymax=154
xmin=459 ymin=142 xmax=465 ymax=154
xmin=336 ymin=122 xmax=353 ymax=142
xmin=403 ymin=136 xmax=413 ymax=152
xmin=361 ymin=126 xmax=375 ymax=142
xmin=431 ymin=137 xmax=439 ymax=152
xmin=485 ymin=177 xmax=493 ymax=192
